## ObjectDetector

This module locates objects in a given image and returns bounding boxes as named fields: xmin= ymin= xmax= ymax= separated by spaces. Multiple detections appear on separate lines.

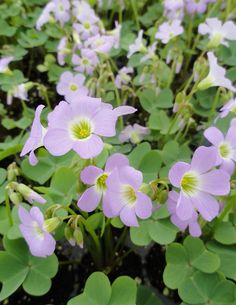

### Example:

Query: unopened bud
xmin=43 ymin=217 xmax=61 ymax=233
xmin=17 ymin=183 xmax=46 ymax=204
xmin=7 ymin=162 xmax=20 ymax=181
xmin=9 ymin=191 xmax=22 ymax=205
xmin=73 ymin=227 xmax=83 ymax=248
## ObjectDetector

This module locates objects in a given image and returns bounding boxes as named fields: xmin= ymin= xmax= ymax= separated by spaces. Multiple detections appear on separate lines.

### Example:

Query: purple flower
xmin=20 ymin=105 xmax=46 ymax=166
xmin=186 ymin=0 xmax=208 ymax=14
xmin=19 ymin=206 xmax=56 ymax=257
xmin=219 ymin=98 xmax=236 ymax=118
xmin=85 ymin=34 xmax=115 ymax=54
xmin=164 ymin=0 xmax=184 ymax=20
xmin=0 ymin=56 xmax=14 ymax=73
xmin=230 ymin=118 xmax=236 ymax=127
xmin=72 ymin=0 xmax=98 ymax=22
xmin=108 ymin=21 xmax=121 ymax=49
xmin=198 ymin=18 xmax=236 ymax=48
xmin=155 ymin=20 xmax=184 ymax=44
xmin=140 ymin=42 xmax=157 ymax=63
xmin=44 ymin=97 xmax=136 ymax=159
xmin=168 ymin=146 xmax=230 ymax=221
xmin=57 ymin=37 xmax=69 ymax=66
xmin=105 ymin=165 xmax=153 ymax=226
xmin=204 ymin=126 xmax=236 ymax=175
xmin=73 ymin=13 xmax=99 ymax=40
xmin=77 ymin=153 xmax=129 ymax=212
xmin=72 ymin=49 xmax=99 ymax=75
xmin=52 ymin=0 xmax=70 ymax=26
xmin=7 ymin=84 xmax=29 ymax=105
xmin=167 ymin=190 xmax=201 ymax=237
xmin=115 ymin=67 xmax=133 ymax=89
xmin=119 ymin=124 xmax=149 ymax=144
xmin=36 ymin=2 xmax=55 ymax=30
xmin=197 ymin=52 xmax=236 ymax=92
xmin=127 ymin=30 xmax=146 ymax=58
xmin=56 ymin=71 xmax=88 ymax=102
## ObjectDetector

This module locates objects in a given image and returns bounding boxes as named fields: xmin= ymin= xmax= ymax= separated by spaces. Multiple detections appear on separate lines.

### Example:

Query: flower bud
xmin=64 ymin=225 xmax=76 ymax=246
xmin=43 ymin=217 xmax=61 ymax=233
xmin=9 ymin=191 xmax=22 ymax=205
xmin=17 ymin=183 xmax=46 ymax=204
xmin=73 ymin=227 xmax=84 ymax=248
xmin=7 ymin=162 xmax=20 ymax=181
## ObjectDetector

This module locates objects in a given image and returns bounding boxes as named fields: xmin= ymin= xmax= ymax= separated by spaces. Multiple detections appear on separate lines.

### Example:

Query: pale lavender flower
xmin=119 ymin=124 xmax=149 ymax=144
xmin=168 ymin=146 xmax=230 ymax=221
xmin=204 ymin=126 xmax=236 ymax=175
xmin=115 ymin=67 xmax=133 ymax=88
xmin=105 ymin=165 xmax=153 ymax=226
xmin=164 ymin=0 xmax=184 ymax=20
xmin=108 ymin=21 xmax=121 ymax=49
xmin=19 ymin=206 xmax=56 ymax=257
xmin=186 ymin=0 xmax=208 ymax=14
xmin=167 ymin=190 xmax=201 ymax=237
xmin=77 ymin=153 xmax=129 ymax=212
xmin=20 ymin=105 xmax=46 ymax=166
xmin=197 ymin=52 xmax=236 ymax=92
xmin=44 ymin=97 xmax=136 ymax=159
xmin=85 ymin=34 xmax=115 ymax=54
xmin=57 ymin=37 xmax=69 ymax=66
xmin=0 ymin=56 xmax=14 ymax=73
xmin=155 ymin=20 xmax=184 ymax=44
xmin=219 ymin=98 xmax=236 ymax=118
xmin=73 ymin=13 xmax=99 ymax=40
xmin=72 ymin=49 xmax=99 ymax=75
xmin=56 ymin=71 xmax=88 ymax=102
xmin=36 ymin=2 xmax=55 ymax=30
xmin=198 ymin=17 xmax=236 ymax=48
xmin=140 ymin=42 xmax=157 ymax=63
xmin=72 ymin=0 xmax=98 ymax=22
xmin=52 ymin=0 xmax=70 ymax=26
xmin=127 ymin=30 xmax=146 ymax=58
xmin=7 ymin=84 xmax=29 ymax=105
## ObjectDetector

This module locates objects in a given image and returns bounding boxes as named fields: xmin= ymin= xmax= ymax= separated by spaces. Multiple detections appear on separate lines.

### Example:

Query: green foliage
xmin=0 ymin=237 xmax=58 ymax=301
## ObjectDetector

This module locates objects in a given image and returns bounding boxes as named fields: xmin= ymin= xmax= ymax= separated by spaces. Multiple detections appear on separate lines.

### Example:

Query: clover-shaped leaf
xmin=67 ymin=272 xmax=137 ymax=305
xmin=163 ymin=236 xmax=220 ymax=290
xmin=0 ymin=237 xmax=58 ymax=301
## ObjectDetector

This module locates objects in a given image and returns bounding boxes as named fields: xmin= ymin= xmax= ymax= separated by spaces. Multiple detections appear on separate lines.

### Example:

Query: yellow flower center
xmin=70 ymin=83 xmax=78 ymax=91
xmin=219 ymin=142 xmax=232 ymax=159
xmin=32 ymin=221 xmax=44 ymax=239
xmin=83 ymin=21 xmax=91 ymax=30
xmin=181 ymin=171 xmax=200 ymax=196
xmin=70 ymin=120 xmax=92 ymax=140
xmin=121 ymin=185 xmax=137 ymax=206
xmin=82 ymin=58 xmax=89 ymax=65
xmin=96 ymin=174 xmax=108 ymax=192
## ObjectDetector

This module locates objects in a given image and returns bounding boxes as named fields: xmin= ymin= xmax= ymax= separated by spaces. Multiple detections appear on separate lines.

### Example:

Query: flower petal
xmin=93 ymin=109 xmax=117 ymax=137
xmin=192 ymin=192 xmax=219 ymax=221
xmin=80 ymin=166 xmax=103 ymax=185
xmin=191 ymin=146 xmax=217 ymax=173
xmin=176 ymin=192 xmax=194 ymax=221
xmin=44 ymin=129 xmax=72 ymax=156
xmin=119 ymin=166 xmax=143 ymax=189
xmin=77 ymin=186 xmax=101 ymax=212
xmin=105 ymin=153 xmax=129 ymax=172
xmin=204 ymin=127 xmax=224 ymax=146
xmin=72 ymin=134 xmax=104 ymax=159
xmin=120 ymin=205 xmax=139 ymax=227
xmin=200 ymin=169 xmax=230 ymax=195
xmin=168 ymin=162 xmax=190 ymax=187
xmin=135 ymin=192 xmax=152 ymax=219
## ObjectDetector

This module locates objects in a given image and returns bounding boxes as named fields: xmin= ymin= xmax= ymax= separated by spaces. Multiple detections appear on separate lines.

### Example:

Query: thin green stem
xmin=130 ymin=0 xmax=140 ymax=30
xmin=5 ymin=190 xmax=13 ymax=226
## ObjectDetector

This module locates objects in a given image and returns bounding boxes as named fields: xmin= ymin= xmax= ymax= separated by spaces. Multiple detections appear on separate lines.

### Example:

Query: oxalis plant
xmin=0 ymin=0 xmax=236 ymax=304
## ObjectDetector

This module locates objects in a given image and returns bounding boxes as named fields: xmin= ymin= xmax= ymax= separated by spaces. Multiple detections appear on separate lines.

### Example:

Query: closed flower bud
xmin=7 ymin=162 xmax=20 ymax=181
xmin=43 ymin=217 xmax=61 ymax=233
xmin=17 ymin=183 xmax=46 ymax=204
xmin=64 ymin=225 xmax=76 ymax=246
xmin=9 ymin=191 xmax=22 ymax=205
xmin=73 ymin=227 xmax=84 ymax=248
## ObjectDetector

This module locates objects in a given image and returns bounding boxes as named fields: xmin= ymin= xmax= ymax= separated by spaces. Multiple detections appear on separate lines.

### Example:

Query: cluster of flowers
xmin=37 ymin=0 xmax=120 ymax=72
xmin=16 ymin=0 xmax=236 ymax=257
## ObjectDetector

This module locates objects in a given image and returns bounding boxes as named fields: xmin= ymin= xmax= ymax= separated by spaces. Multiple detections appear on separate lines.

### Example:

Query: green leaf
xmin=17 ymin=29 xmax=48 ymax=48
xmin=130 ymin=220 xmax=152 ymax=246
xmin=214 ymin=221 xmax=236 ymax=245
xmin=0 ymin=144 xmax=23 ymax=162
xmin=0 ymin=168 xmax=7 ymax=185
xmin=179 ymin=271 xmax=235 ymax=305
xmin=163 ymin=243 xmax=193 ymax=289
xmin=68 ymin=272 xmax=111 ymax=305
xmin=129 ymin=142 xmax=151 ymax=169
xmin=109 ymin=276 xmax=137 ymax=305
xmin=136 ymin=285 xmax=163 ymax=305
xmin=183 ymin=236 xmax=220 ymax=273
xmin=207 ymin=241 xmax=236 ymax=281
xmin=21 ymin=149 xmax=74 ymax=184
xmin=148 ymin=218 xmax=178 ymax=245
xmin=0 ymin=237 xmax=58 ymax=300
xmin=138 ymin=150 xmax=162 ymax=174
xmin=138 ymin=88 xmax=173 ymax=113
